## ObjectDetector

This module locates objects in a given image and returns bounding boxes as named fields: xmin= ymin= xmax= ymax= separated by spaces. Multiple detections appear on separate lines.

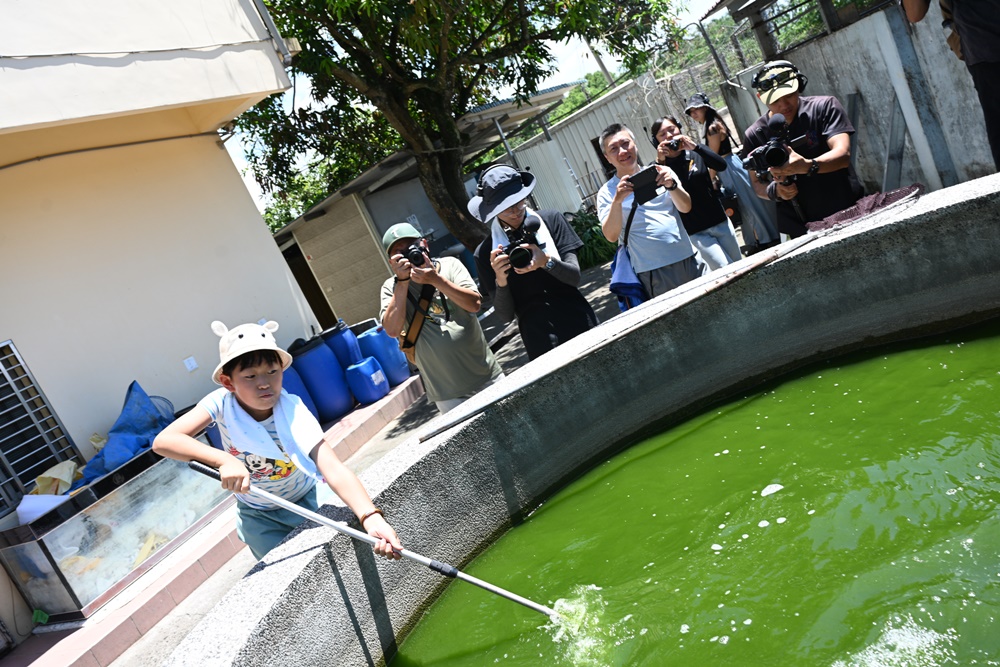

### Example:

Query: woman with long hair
xmin=684 ymin=93 xmax=780 ymax=253
xmin=649 ymin=115 xmax=742 ymax=270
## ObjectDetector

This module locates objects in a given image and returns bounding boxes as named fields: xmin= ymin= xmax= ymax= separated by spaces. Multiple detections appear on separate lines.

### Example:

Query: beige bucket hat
xmin=210 ymin=320 xmax=293 ymax=384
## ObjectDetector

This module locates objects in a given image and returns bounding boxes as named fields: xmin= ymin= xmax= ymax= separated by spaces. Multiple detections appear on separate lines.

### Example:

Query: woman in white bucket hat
xmin=469 ymin=165 xmax=598 ymax=360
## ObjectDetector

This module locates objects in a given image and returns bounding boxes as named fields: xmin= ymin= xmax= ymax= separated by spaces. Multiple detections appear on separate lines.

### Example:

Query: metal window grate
xmin=0 ymin=341 xmax=83 ymax=518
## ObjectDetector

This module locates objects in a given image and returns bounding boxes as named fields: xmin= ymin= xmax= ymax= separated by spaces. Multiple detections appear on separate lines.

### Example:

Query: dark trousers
xmin=968 ymin=60 xmax=1000 ymax=171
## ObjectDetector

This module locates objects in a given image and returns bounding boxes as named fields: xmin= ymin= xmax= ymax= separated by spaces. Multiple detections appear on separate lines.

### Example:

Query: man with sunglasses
xmin=741 ymin=60 xmax=863 ymax=238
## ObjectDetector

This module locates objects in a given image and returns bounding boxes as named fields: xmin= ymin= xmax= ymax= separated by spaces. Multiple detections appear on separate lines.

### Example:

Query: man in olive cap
xmin=378 ymin=223 xmax=503 ymax=414
xmin=741 ymin=60 xmax=862 ymax=237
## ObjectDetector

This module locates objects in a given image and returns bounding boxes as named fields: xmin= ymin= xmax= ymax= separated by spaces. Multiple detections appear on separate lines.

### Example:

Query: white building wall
xmin=0 ymin=135 xmax=318 ymax=460
xmin=0 ymin=0 xmax=289 ymax=134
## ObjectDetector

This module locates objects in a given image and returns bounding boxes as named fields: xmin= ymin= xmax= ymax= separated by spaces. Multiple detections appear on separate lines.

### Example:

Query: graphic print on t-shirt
xmin=233 ymin=450 xmax=297 ymax=482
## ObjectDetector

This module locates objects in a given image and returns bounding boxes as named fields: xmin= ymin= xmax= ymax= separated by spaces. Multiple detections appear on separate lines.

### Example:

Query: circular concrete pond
xmin=167 ymin=174 xmax=1000 ymax=667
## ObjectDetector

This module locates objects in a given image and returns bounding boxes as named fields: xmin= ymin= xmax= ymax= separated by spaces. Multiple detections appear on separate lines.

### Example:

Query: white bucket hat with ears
xmin=467 ymin=165 xmax=536 ymax=224
xmin=211 ymin=320 xmax=293 ymax=384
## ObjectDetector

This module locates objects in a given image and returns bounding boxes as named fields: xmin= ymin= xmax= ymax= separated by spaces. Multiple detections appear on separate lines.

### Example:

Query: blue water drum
xmin=357 ymin=326 xmax=411 ymax=387
xmin=281 ymin=365 xmax=320 ymax=421
xmin=290 ymin=338 xmax=354 ymax=422
xmin=321 ymin=320 xmax=363 ymax=370
xmin=346 ymin=357 xmax=390 ymax=405
xmin=204 ymin=422 xmax=223 ymax=450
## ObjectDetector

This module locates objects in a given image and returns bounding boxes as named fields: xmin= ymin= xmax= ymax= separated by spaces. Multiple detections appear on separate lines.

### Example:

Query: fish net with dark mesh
xmin=806 ymin=184 xmax=925 ymax=232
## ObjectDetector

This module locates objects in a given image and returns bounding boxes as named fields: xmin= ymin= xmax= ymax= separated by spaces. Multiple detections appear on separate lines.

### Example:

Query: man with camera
xmin=597 ymin=123 xmax=706 ymax=298
xmin=380 ymin=223 xmax=504 ymax=414
xmin=470 ymin=165 xmax=598 ymax=360
xmin=742 ymin=60 xmax=862 ymax=238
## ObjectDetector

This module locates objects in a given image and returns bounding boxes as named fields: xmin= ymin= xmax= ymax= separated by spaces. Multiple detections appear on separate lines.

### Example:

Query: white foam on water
xmin=829 ymin=615 xmax=958 ymax=667
xmin=758 ymin=520 xmax=770 ymax=528
xmin=761 ymin=483 xmax=784 ymax=497
xmin=711 ymin=544 xmax=724 ymax=551
xmin=545 ymin=584 xmax=641 ymax=665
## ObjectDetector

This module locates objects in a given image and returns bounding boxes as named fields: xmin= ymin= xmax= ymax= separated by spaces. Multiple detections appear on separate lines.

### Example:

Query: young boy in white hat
xmin=153 ymin=320 xmax=402 ymax=560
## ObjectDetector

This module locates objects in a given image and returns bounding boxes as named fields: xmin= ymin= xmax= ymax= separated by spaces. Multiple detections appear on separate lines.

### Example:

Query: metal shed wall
xmin=514 ymin=78 xmax=673 ymax=210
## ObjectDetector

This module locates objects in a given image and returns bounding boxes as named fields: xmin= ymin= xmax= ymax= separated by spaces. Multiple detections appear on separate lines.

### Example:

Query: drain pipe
xmin=251 ymin=0 xmax=293 ymax=67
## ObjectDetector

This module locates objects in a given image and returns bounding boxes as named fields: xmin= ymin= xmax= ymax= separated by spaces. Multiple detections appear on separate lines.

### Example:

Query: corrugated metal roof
xmin=464 ymin=81 xmax=584 ymax=115
xmin=274 ymin=82 xmax=581 ymax=240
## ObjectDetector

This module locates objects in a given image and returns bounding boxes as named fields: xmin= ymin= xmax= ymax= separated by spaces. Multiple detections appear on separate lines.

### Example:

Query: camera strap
xmin=400 ymin=283 xmax=436 ymax=362
xmin=622 ymin=201 xmax=639 ymax=248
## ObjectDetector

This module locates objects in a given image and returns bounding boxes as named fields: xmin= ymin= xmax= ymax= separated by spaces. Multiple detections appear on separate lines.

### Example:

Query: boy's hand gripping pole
xmin=187 ymin=461 xmax=560 ymax=621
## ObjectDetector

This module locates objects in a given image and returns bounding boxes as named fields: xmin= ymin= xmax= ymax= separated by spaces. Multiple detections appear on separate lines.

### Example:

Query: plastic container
xmin=345 ymin=357 xmax=390 ymax=405
xmin=321 ymin=319 xmax=363 ymax=370
xmin=357 ymin=326 xmax=411 ymax=387
xmin=204 ymin=422 xmax=222 ymax=450
xmin=281 ymin=365 xmax=320 ymax=421
xmin=290 ymin=338 xmax=354 ymax=423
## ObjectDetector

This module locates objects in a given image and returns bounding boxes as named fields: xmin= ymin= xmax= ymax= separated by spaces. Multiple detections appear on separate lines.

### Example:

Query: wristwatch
xmin=544 ymin=257 xmax=556 ymax=271
xmin=807 ymin=159 xmax=820 ymax=176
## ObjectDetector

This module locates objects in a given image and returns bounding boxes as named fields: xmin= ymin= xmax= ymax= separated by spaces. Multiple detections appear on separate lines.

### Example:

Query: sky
xmin=228 ymin=0 xmax=722 ymax=212
xmin=535 ymin=0 xmax=721 ymax=89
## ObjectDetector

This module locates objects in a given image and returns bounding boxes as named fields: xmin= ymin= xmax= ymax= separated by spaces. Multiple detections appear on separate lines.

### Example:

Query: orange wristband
xmin=360 ymin=508 xmax=384 ymax=525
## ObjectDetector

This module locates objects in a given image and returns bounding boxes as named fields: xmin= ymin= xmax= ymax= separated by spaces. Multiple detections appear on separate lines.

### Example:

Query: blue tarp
xmin=70 ymin=381 xmax=173 ymax=491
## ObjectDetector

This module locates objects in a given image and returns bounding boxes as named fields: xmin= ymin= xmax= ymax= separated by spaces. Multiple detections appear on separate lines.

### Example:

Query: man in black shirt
xmin=742 ymin=61 xmax=863 ymax=237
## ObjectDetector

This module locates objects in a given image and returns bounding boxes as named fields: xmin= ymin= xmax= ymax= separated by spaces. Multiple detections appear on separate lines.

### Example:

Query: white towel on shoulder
xmin=221 ymin=389 xmax=324 ymax=480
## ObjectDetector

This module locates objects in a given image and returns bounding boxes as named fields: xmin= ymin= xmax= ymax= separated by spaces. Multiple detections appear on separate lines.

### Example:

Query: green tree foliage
xmin=549 ymin=71 xmax=619 ymax=124
xmin=567 ymin=207 xmax=617 ymax=270
xmin=246 ymin=0 xmax=682 ymax=249
xmin=262 ymin=160 xmax=335 ymax=232
xmin=473 ymin=71 xmax=616 ymax=168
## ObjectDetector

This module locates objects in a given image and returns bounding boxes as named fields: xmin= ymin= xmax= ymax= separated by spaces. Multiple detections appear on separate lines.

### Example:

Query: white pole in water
xmin=188 ymin=462 xmax=561 ymax=621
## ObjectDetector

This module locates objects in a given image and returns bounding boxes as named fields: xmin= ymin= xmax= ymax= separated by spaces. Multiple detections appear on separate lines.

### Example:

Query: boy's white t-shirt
xmin=198 ymin=387 xmax=316 ymax=510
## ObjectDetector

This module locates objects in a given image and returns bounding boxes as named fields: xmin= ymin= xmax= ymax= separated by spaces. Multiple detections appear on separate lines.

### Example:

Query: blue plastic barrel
xmin=290 ymin=338 xmax=354 ymax=423
xmin=321 ymin=320 xmax=363 ymax=370
xmin=357 ymin=326 xmax=411 ymax=387
xmin=346 ymin=357 xmax=390 ymax=405
xmin=281 ymin=365 xmax=320 ymax=421
xmin=205 ymin=422 xmax=222 ymax=450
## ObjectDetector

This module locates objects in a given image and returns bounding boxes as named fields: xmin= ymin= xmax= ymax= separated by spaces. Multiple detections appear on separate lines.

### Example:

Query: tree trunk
xmin=412 ymin=151 xmax=487 ymax=251
xmin=370 ymin=89 xmax=487 ymax=252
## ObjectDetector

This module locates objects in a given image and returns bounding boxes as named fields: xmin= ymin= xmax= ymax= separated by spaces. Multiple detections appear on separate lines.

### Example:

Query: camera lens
xmin=763 ymin=143 xmax=789 ymax=167
xmin=667 ymin=139 xmax=681 ymax=151
xmin=405 ymin=245 xmax=426 ymax=267
xmin=508 ymin=246 xmax=533 ymax=270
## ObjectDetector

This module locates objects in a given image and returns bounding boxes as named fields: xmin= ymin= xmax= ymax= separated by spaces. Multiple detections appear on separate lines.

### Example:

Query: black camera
xmin=404 ymin=243 xmax=427 ymax=267
xmin=665 ymin=138 xmax=681 ymax=151
xmin=502 ymin=217 xmax=544 ymax=270
xmin=628 ymin=165 xmax=664 ymax=205
xmin=742 ymin=114 xmax=807 ymax=181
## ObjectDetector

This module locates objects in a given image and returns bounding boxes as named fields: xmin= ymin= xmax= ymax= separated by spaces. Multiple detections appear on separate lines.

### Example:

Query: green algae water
xmin=393 ymin=321 xmax=1000 ymax=666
